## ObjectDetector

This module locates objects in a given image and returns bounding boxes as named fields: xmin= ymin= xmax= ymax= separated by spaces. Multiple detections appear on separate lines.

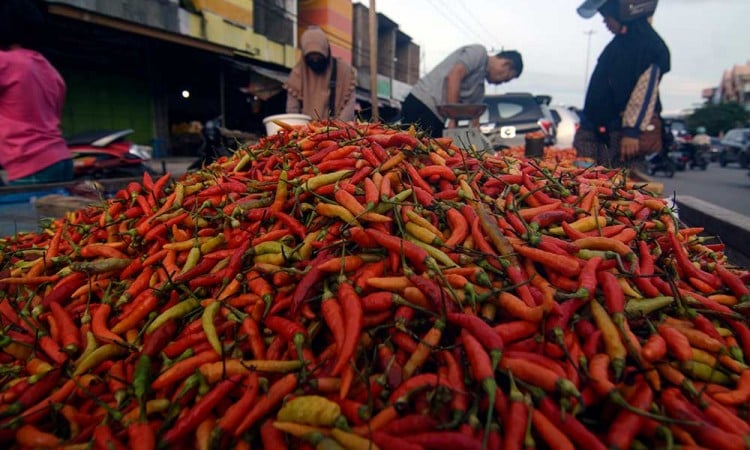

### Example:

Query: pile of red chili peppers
xmin=0 ymin=119 xmax=749 ymax=450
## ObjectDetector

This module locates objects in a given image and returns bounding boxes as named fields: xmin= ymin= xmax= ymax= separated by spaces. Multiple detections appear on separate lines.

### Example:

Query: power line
xmin=425 ymin=0 xmax=482 ymax=44
xmin=433 ymin=0 xmax=503 ymax=49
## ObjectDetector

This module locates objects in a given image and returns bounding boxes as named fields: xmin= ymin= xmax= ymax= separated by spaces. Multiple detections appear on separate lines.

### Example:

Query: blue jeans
xmin=9 ymin=159 xmax=74 ymax=186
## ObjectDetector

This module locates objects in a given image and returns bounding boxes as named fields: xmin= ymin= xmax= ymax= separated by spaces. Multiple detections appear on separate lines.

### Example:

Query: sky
xmin=366 ymin=0 xmax=750 ymax=115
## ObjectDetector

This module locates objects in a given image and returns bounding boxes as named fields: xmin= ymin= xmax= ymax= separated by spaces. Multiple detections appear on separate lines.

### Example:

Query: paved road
xmin=648 ymin=162 xmax=750 ymax=218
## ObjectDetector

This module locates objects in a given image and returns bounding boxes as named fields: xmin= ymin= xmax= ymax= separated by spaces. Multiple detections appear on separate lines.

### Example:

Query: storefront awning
xmin=222 ymin=58 xmax=290 ymax=101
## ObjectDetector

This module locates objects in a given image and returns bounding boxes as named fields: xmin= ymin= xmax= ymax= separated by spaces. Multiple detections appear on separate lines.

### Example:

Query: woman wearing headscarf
xmin=284 ymin=26 xmax=357 ymax=121
xmin=574 ymin=0 xmax=670 ymax=167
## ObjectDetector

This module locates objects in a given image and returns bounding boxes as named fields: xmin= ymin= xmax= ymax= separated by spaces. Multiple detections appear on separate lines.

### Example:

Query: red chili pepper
xmin=700 ymin=391 xmax=750 ymax=435
xmin=668 ymin=233 xmax=721 ymax=289
xmin=41 ymin=272 xmax=87 ymax=308
xmin=290 ymin=250 xmax=331 ymax=316
xmin=48 ymin=301 xmax=80 ymax=353
xmin=93 ymin=423 xmax=127 ymax=450
xmin=658 ymin=325 xmax=692 ymax=362
xmin=388 ymin=372 xmax=450 ymax=405
xmin=531 ymin=209 xmax=575 ymax=228
xmin=538 ymin=396 xmax=607 ymax=450
xmin=372 ymin=431 xmax=423 ymax=450
xmin=403 ymin=431 xmax=483 ymax=450
xmin=366 ymin=228 xmax=429 ymax=273
xmin=141 ymin=319 xmax=178 ymax=358
xmin=265 ymin=315 xmax=307 ymax=361
xmin=447 ymin=312 xmax=503 ymax=363
xmin=91 ymin=304 xmax=122 ymax=344
xmin=163 ymin=375 xmax=240 ymax=444
xmin=726 ymin=318 xmax=750 ymax=362
xmin=37 ymin=336 xmax=68 ymax=366
xmin=661 ymin=387 xmax=744 ymax=450
xmin=406 ymin=185 xmax=432 ymax=206
xmin=215 ymin=373 xmax=259 ymax=436
xmin=386 ymin=132 xmax=420 ymax=149
xmin=329 ymin=282 xmax=363 ymax=376
xmin=641 ymin=333 xmax=667 ymax=363
xmin=516 ymin=245 xmax=581 ymax=278
xmin=271 ymin=210 xmax=307 ymax=239
xmin=598 ymin=270 xmax=625 ymax=314
xmin=715 ymin=262 xmax=750 ymax=301
xmin=606 ymin=379 xmax=654 ymax=450
xmin=504 ymin=373 xmax=528 ymax=450
xmin=112 ymin=290 xmax=158 ymax=335
xmin=233 ymin=373 xmax=298 ymax=437
xmin=2 ymin=369 xmax=61 ymax=418
xmin=407 ymin=273 xmax=458 ymax=314
xmin=461 ymin=329 xmax=497 ymax=447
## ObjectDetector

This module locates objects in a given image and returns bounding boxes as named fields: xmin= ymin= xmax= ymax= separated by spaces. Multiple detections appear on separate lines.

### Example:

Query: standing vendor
xmin=0 ymin=0 xmax=73 ymax=185
xmin=400 ymin=46 xmax=523 ymax=138
xmin=284 ymin=27 xmax=357 ymax=122
xmin=573 ymin=0 xmax=670 ymax=167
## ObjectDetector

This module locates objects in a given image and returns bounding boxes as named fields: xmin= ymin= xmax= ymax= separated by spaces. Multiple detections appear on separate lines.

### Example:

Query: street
xmin=649 ymin=163 xmax=750 ymax=218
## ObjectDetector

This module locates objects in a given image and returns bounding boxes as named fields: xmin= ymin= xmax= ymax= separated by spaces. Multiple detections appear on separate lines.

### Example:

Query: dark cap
xmin=577 ymin=0 xmax=608 ymax=18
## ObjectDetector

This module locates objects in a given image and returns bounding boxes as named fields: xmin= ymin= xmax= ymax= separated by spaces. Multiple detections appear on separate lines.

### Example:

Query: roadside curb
xmin=676 ymin=195 xmax=750 ymax=266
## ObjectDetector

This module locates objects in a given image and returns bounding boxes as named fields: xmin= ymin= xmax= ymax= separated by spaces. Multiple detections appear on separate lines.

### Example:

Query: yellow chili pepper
xmin=617 ymin=277 xmax=642 ymax=299
xmin=405 ymin=209 xmax=445 ymax=240
xmin=233 ymin=152 xmax=253 ymax=172
xmin=277 ymin=395 xmax=343 ymax=427
xmin=73 ymin=344 xmax=128 ymax=376
xmin=253 ymin=253 xmax=287 ymax=266
xmin=405 ymin=222 xmax=442 ymax=246
xmin=590 ymin=299 xmax=627 ymax=379
xmin=272 ymin=421 xmax=332 ymax=439
xmin=548 ymin=215 xmax=608 ymax=236
xmin=403 ymin=235 xmax=457 ymax=268
xmin=331 ymin=428 xmax=380 ymax=450
xmin=316 ymin=203 xmax=361 ymax=227
xmin=181 ymin=243 xmax=202 ymax=274
xmin=173 ymin=182 xmax=185 ymax=207
xmin=298 ymin=170 xmax=353 ymax=193
xmin=202 ymin=301 xmax=222 ymax=355
xmin=199 ymin=233 xmax=225 ymax=255
xmin=378 ymin=152 xmax=406 ymax=173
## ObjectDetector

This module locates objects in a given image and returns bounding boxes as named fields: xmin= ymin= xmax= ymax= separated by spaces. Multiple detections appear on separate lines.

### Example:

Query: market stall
xmin=0 ymin=121 xmax=748 ymax=449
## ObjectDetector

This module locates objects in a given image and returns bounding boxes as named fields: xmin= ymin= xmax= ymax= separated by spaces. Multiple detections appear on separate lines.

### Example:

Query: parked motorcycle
xmin=67 ymin=129 xmax=157 ymax=179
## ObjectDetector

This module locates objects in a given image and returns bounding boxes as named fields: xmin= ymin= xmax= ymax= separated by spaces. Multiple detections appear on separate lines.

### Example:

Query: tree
xmin=687 ymin=102 xmax=750 ymax=136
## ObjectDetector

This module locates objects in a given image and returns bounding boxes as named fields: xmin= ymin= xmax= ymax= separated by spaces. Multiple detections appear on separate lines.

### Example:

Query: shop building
xmin=42 ymin=0 xmax=419 ymax=156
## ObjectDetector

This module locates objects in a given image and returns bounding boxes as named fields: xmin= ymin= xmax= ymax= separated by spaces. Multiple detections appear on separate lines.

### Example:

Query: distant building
xmin=40 ymin=0 xmax=418 ymax=155
xmin=703 ymin=60 xmax=750 ymax=108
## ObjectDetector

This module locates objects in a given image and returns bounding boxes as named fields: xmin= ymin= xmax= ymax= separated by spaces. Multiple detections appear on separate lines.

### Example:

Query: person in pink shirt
xmin=0 ymin=0 xmax=73 ymax=185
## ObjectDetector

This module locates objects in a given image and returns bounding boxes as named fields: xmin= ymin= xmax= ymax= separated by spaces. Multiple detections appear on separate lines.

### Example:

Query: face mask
xmin=305 ymin=57 xmax=329 ymax=74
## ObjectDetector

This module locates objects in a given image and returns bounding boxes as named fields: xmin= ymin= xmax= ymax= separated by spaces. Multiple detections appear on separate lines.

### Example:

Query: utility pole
xmin=583 ymin=29 xmax=595 ymax=93
xmin=369 ymin=0 xmax=379 ymax=121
